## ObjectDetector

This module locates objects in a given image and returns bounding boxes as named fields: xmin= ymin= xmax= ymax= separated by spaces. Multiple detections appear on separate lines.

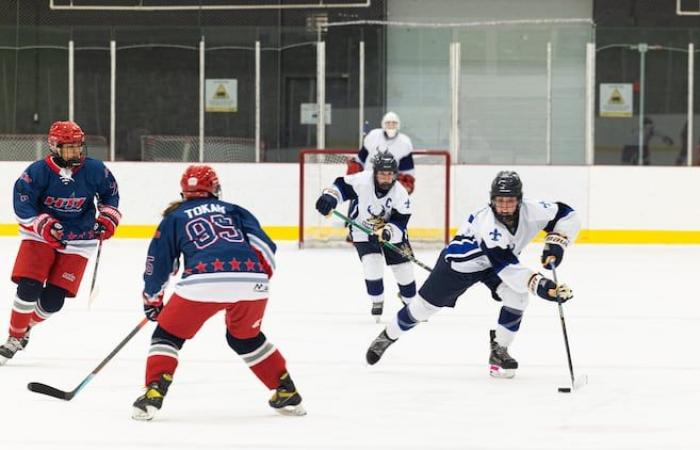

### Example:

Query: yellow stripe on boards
xmin=1 ymin=223 xmax=700 ymax=244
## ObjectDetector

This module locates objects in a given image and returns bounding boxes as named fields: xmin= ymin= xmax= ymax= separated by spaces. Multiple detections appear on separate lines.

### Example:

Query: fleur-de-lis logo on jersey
xmin=489 ymin=228 xmax=502 ymax=241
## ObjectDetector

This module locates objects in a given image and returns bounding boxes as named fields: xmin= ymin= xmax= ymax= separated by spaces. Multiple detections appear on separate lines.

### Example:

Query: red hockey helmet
xmin=47 ymin=121 xmax=85 ymax=167
xmin=180 ymin=165 xmax=221 ymax=199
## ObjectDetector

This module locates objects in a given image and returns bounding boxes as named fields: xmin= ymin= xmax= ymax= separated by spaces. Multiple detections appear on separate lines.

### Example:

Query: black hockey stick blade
xmin=557 ymin=374 xmax=589 ymax=394
xmin=27 ymin=318 xmax=148 ymax=402
xmin=27 ymin=382 xmax=76 ymax=401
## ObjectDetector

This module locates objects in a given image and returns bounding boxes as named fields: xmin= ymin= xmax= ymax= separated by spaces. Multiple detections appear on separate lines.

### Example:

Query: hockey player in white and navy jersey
xmin=0 ymin=120 xmax=121 ymax=366
xmin=316 ymin=150 xmax=417 ymax=322
xmin=132 ymin=165 xmax=305 ymax=420
xmin=346 ymin=112 xmax=416 ymax=194
xmin=365 ymin=171 xmax=580 ymax=378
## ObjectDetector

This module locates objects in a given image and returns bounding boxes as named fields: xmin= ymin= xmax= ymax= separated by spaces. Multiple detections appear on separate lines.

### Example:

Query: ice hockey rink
xmin=0 ymin=237 xmax=697 ymax=450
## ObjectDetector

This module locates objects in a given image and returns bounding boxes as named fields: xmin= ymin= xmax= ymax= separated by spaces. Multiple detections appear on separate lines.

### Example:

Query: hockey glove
xmin=93 ymin=205 xmax=121 ymax=240
xmin=374 ymin=223 xmax=400 ymax=243
xmin=143 ymin=291 xmax=164 ymax=321
xmin=528 ymin=273 xmax=573 ymax=303
xmin=397 ymin=174 xmax=415 ymax=194
xmin=346 ymin=159 xmax=363 ymax=175
xmin=315 ymin=191 xmax=338 ymax=216
xmin=541 ymin=233 xmax=568 ymax=268
xmin=33 ymin=213 xmax=65 ymax=249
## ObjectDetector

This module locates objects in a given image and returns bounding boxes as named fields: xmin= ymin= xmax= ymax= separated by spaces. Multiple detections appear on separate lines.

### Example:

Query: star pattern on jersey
xmin=229 ymin=258 xmax=241 ymax=270
xmin=67 ymin=231 xmax=78 ymax=240
xmin=244 ymin=258 xmax=256 ymax=270
xmin=212 ymin=258 xmax=225 ymax=271
xmin=183 ymin=268 xmax=193 ymax=276
xmin=195 ymin=261 xmax=208 ymax=273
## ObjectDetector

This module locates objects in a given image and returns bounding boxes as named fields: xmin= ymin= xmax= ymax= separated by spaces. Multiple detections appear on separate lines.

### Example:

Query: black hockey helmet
xmin=490 ymin=170 xmax=523 ymax=229
xmin=490 ymin=170 xmax=522 ymax=201
xmin=372 ymin=150 xmax=398 ymax=193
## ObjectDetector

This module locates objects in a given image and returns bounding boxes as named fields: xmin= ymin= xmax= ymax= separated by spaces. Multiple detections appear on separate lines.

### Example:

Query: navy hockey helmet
xmin=490 ymin=170 xmax=523 ymax=201
xmin=372 ymin=150 xmax=398 ymax=192
xmin=489 ymin=170 xmax=523 ymax=228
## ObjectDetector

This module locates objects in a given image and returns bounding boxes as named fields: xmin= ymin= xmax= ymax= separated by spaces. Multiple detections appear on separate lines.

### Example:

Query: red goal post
xmin=299 ymin=148 xmax=451 ymax=248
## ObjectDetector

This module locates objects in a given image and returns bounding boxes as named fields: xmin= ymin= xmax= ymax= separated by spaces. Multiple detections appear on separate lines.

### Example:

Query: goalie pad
xmin=346 ymin=159 xmax=363 ymax=175
xmin=397 ymin=174 xmax=415 ymax=194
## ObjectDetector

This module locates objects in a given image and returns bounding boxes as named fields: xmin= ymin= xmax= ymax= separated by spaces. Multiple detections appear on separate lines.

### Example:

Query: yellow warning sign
xmin=205 ymin=79 xmax=237 ymax=112
xmin=214 ymin=84 xmax=229 ymax=99
xmin=600 ymin=83 xmax=633 ymax=118
xmin=609 ymin=88 xmax=624 ymax=105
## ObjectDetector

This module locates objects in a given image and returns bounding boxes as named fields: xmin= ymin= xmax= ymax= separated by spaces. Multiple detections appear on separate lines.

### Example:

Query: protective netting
xmin=299 ymin=149 xmax=450 ymax=248
xmin=0 ymin=135 xmax=109 ymax=161
xmin=140 ymin=135 xmax=257 ymax=162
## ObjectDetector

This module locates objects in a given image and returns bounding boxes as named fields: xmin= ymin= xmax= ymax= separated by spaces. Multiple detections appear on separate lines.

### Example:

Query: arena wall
xmin=0 ymin=162 xmax=698 ymax=244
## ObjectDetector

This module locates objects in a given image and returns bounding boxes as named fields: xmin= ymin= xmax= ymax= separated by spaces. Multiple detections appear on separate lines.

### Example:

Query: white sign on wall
xmin=599 ymin=83 xmax=633 ymax=118
xmin=300 ymin=103 xmax=331 ymax=125
xmin=205 ymin=79 xmax=237 ymax=112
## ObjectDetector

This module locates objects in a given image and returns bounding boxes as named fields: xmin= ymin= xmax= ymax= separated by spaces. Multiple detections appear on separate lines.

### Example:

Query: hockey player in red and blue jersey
xmin=132 ymin=165 xmax=305 ymax=421
xmin=0 ymin=121 xmax=121 ymax=365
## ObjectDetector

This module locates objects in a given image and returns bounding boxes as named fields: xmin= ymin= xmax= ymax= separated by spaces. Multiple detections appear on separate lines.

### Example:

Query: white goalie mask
xmin=381 ymin=111 xmax=400 ymax=139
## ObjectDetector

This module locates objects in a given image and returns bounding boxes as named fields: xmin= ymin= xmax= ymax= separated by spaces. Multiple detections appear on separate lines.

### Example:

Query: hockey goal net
xmin=299 ymin=149 xmax=451 ymax=248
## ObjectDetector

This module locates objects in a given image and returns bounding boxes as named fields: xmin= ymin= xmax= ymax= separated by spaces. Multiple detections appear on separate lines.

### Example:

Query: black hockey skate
xmin=371 ymin=301 xmax=384 ymax=323
xmin=269 ymin=372 xmax=306 ymax=416
xmin=132 ymin=373 xmax=173 ymax=421
xmin=489 ymin=329 xmax=518 ymax=379
xmin=366 ymin=329 xmax=396 ymax=365
xmin=0 ymin=335 xmax=27 ymax=366
xmin=19 ymin=327 xmax=31 ymax=350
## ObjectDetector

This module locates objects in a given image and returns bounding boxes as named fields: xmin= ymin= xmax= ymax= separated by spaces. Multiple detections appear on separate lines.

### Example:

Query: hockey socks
xmin=227 ymin=331 xmax=287 ymax=389
xmin=8 ymin=296 xmax=34 ymax=339
xmin=144 ymin=326 xmax=184 ymax=385
xmin=385 ymin=296 xmax=440 ymax=340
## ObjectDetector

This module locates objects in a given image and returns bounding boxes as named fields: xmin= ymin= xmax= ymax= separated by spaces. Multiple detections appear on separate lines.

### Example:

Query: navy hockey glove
xmin=315 ymin=191 xmax=338 ymax=216
xmin=541 ymin=233 xmax=568 ymax=268
xmin=143 ymin=291 xmax=164 ymax=321
xmin=528 ymin=273 xmax=573 ymax=303
xmin=33 ymin=213 xmax=66 ymax=249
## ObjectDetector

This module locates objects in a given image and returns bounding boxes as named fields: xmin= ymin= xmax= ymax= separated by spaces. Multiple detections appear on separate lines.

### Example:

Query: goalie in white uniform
xmin=315 ymin=151 xmax=416 ymax=322
xmin=346 ymin=111 xmax=416 ymax=194
xmin=364 ymin=171 xmax=580 ymax=378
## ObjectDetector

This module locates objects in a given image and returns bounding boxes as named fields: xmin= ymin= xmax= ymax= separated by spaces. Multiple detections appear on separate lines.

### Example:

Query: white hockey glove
xmin=374 ymin=223 xmax=401 ymax=244
xmin=528 ymin=273 xmax=573 ymax=303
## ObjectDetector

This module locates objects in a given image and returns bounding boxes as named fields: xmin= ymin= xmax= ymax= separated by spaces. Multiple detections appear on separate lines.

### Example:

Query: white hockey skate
xmin=0 ymin=336 xmax=26 ymax=366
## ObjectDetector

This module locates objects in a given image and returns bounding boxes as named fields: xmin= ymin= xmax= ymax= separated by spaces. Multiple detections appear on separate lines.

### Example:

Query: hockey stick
xmin=550 ymin=264 xmax=587 ymax=393
xmin=331 ymin=210 xmax=433 ymax=272
xmin=27 ymin=317 xmax=150 ymax=401
xmin=87 ymin=239 xmax=103 ymax=308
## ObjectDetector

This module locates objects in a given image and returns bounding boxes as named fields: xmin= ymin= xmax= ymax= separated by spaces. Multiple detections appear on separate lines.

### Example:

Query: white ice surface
xmin=0 ymin=237 xmax=697 ymax=450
